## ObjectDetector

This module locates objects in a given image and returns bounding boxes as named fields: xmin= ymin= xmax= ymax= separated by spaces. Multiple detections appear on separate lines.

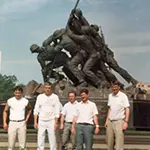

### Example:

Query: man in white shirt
xmin=60 ymin=91 xmax=78 ymax=150
xmin=105 ymin=81 xmax=130 ymax=150
xmin=72 ymin=88 xmax=100 ymax=150
xmin=34 ymin=82 xmax=60 ymax=150
xmin=3 ymin=86 xmax=32 ymax=150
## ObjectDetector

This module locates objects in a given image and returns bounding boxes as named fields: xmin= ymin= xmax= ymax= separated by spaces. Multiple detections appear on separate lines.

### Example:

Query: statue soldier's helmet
xmin=53 ymin=29 xmax=65 ymax=40
xmin=75 ymin=8 xmax=83 ymax=18
xmin=91 ymin=24 xmax=99 ymax=32
xmin=30 ymin=44 xmax=40 ymax=53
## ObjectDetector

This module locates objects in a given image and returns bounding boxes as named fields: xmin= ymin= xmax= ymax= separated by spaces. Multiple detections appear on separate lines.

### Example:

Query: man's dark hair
xmin=80 ymin=88 xmax=89 ymax=95
xmin=68 ymin=91 xmax=76 ymax=96
xmin=112 ymin=81 xmax=120 ymax=86
xmin=13 ymin=86 xmax=23 ymax=93
xmin=44 ymin=82 xmax=52 ymax=86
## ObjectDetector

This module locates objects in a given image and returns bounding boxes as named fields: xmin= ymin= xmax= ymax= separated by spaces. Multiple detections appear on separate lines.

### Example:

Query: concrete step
xmin=0 ymin=142 xmax=150 ymax=150
xmin=1 ymin=134 xmax=150 ymax=149
xmin=1 ymin=134 xmax=150 ymax=145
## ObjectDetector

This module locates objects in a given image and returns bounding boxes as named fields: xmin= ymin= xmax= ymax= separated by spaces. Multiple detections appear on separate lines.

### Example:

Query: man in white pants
xmin=34 ymin=82 xmax=60 ymax=150
xmin=3 ymin=86 xmax=32 ymax=150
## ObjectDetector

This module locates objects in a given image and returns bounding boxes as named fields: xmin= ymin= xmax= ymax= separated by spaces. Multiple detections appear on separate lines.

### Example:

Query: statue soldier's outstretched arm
xmin=42 ymin=35 xmax=53 ymax=47
xmin=42 ymin=35 xmax=58 ymax=47
xmin=67 ymin=29 xmax=85 ymax=44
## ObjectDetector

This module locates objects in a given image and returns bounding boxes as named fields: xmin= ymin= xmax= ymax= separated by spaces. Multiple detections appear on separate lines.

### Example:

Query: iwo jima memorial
xmin=23 ymin=0 xmax=150 ymax=129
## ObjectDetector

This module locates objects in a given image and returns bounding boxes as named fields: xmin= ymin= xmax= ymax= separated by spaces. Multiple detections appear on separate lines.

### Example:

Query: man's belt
xmin=10 ymin=119 xmax=25 ymax=122
xmin=78 ymin=123 xmax=93 ymax=126
xmin=109 ymin=119 xmax=123 ymax=122
xmin=65 ymin=122 xmax=72 ymax=124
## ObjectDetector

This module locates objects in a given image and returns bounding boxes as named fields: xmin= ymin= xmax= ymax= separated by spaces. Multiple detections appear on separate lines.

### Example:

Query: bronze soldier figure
xmin=30 ymin=44 xmax=78 ymax=84
xmin=43 ymin=29 xmax=88 ymax=87
xmin=67 ymin=28 xmax=105 ymax=88
xmin=82 ymin=25 xmax=138 ymax=85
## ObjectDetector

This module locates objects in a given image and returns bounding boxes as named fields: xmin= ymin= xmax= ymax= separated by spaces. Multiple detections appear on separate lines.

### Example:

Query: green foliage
xmin=0 ymin=74 xmax=18 ymax=100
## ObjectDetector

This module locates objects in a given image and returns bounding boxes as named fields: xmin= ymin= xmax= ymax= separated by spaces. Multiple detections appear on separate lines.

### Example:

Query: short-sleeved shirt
xmin=61 ymin=101 xmax=78 ymax=122
xmin=7 ymin=97 xmax=28 ymax=120
xmin=74 ymin=100 xmax=98 ymax=125
xmin=108 ymin=91 xmax=130 ymax=120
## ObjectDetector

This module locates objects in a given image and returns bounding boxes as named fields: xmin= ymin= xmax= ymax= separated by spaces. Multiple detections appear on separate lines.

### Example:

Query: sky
xmin=0 ymin=0 xmax=150 ymax=85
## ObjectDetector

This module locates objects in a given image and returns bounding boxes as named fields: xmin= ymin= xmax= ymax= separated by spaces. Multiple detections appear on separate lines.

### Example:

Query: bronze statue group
xmin=30 ymin=8 xmax=137 ymax=89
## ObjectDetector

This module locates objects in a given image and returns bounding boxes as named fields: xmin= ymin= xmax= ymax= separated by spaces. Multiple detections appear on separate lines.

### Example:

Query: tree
xmin=0 ymin=74 xmax=18 ymax=100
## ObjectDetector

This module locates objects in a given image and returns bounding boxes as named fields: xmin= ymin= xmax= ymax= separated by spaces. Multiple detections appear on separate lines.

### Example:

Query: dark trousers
xmin=76 ymin=124 xmax=94 ymax=150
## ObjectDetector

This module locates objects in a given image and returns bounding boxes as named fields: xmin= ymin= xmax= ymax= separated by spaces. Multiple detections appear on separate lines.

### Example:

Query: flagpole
xmin=73 ymin=0 xmax=80 ymax=10
xmin=0 ymin=51 xmax=2 ymax=73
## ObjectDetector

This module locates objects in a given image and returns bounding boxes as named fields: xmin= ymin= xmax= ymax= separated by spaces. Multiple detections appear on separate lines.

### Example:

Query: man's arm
xmin=3 ymin=104 xmax=9 ymax=130
xmin=34 ymin=114 xmax=38 ymax=130
xmin=54 ymin=96 xmax=61 ymax=131
xmin=60 ymin=114 xmax=65 ymax=128
xmin=60 ymin=104 xmax=66 ymax=129
xmin=122 ymin=107 xmax=130 ymax=130
xmin=71 ymin=116 xmax=77 ymax=134
xmin=93 ymin=103 xmax=100 ymax=135
xmin=33 ymin=97 xmax=40 ymax=130
xmin=25 ymin=103 xmax=32 ymax=124
xmin=122 ymin=94 xmax=130 ymax=130
xmin=124 ymin=107 xmax=130 ymax=123
xmin=94 ymin=115 xmax=99 ymax=126
xmin=105 ymin=107 xmax=110 ymax=128
xmin=94 ymin=115 xmax=100 ymax=134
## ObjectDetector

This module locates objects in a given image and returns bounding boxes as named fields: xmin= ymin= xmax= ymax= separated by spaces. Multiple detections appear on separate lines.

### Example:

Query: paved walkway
xmin=0 ymin=142 xmax=150 ymax=150
xmin=0 ymin=134 xmax=150 ymax=150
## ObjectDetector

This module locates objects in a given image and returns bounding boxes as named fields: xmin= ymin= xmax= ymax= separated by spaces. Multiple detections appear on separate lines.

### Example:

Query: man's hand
xmin=25 ymin=119 xmax=28 ymax=124
xmin=60 ymin=124 xmax=64 ymax=130
xmin=104 ymin=120 xmax=108 ymax=128
xmin=71 ymin=127 xmax=75 ymax=134
xmin=3 ymin=123 xmax=8 ymax=130
xmin=34 ymin=122 xmax=38 ymax=130
xmin=95 ymin=127 xmax=100 ymax=135
xmin=122 ymin=121 xmax=128 ymax=130
xmin=54 ymin=123 xmax=58 ymax=132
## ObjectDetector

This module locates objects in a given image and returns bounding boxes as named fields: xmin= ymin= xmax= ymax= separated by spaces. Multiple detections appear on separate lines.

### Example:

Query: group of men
xmin=30 ymin=8 xmax=137 ymax=88
xmin=3 ymin=81 xmax=130 ymax=150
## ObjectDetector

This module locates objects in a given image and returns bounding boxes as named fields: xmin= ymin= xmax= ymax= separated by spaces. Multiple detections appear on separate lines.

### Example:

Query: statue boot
xmin=78 ymin=81 xmax=88 ymax=87
xmin=130 ymin=78 xmax=138 ymax=86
